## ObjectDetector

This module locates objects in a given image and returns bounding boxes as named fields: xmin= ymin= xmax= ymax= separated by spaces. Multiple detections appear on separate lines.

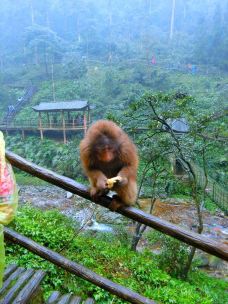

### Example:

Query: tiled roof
xmin=33 ymin=100 xmax=89 ymax=111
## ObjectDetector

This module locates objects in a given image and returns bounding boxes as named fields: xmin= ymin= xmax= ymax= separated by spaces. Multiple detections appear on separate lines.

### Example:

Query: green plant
xmin=147 ymin=230 xmax=190 ymax=278
xmin=15 ymin=173 xmax=49 ymax=186
xmin=6 ymin=135 xmax=83 ymax=180
xmin=5 ymin=205 xmax=227 ymax=304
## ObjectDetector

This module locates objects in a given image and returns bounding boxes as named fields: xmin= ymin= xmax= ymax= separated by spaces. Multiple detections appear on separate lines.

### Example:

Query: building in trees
xmin=33 ymin=100 xmax=90 ymax=143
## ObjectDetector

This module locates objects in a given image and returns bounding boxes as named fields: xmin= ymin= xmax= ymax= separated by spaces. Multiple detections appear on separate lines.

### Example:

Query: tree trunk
xmin=169 ymin=0 xmax=176 ymax=40
xmin=131 ymin=198 xmax=156 ymax=251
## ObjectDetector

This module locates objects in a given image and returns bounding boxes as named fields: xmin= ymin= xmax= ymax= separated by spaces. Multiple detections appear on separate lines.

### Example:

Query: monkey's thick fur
xmin=80 ymin=120 xmax=138 ymax=209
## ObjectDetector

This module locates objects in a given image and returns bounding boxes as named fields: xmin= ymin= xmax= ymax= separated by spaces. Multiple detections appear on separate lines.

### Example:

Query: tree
xmin=120 ymin=91 xmax=216 ymax=278
xmin=24 ymin=24 xmax=66 ymax=74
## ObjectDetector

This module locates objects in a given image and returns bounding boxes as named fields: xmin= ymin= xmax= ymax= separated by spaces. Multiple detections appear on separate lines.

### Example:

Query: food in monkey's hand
xmin=106 ymin=176 xmax=123 ymax=189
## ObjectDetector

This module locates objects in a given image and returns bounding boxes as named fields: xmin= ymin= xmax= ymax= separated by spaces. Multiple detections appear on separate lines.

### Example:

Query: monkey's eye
xmin=97 ymin=145 xmax=112 ymax=151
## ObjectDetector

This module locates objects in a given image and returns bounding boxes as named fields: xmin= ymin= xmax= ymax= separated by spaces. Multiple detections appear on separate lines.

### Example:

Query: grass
xmin=15 ymin=173 xmax=49 ymax=186
xmin=5 ymin=204 xmax=227 ymax=304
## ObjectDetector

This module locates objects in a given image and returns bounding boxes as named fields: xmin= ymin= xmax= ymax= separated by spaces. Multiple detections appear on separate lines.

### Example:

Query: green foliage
xmin=118 ymin=91 xmax=227 ymax=200
xmin=15 ymin=173 xmax=49 ymax=186
xmin=62 ymin=56 xmax=88 ymax=79
xmin=6 ymin=135 xmax=83 ymax=179
xmin=203 ymin=197 xmax=219 ymax=213
xmin=6 ymin=205 xmax=227 ymax=304
xmin=147 ymin=231 xmax=190 ymax=278
xmin=12 ymin=205 xmax=77 ymax=250
xmin=188 ymin=271 xmax=228 ymax=304
xmin=24 ymin=24 xmax=66 ymax=70
xmin=103 ymin=70 xmax=121 ymax=97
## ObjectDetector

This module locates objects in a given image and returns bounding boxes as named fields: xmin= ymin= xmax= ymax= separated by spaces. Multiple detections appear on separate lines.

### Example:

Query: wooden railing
xmin=1 ymin=119 xmax=38 ymax=129
xmin=4 ymin=151 xmax=228 ymax=304
xmin=6 ymin=151 xmax=228 ymax=260
xmin=4 ymin=228 xmax=155 ymax=304
xmin=1 ymin=119 xmax=86 ymax=130
xmin=191 ymin=162 xmax=228 ymax=213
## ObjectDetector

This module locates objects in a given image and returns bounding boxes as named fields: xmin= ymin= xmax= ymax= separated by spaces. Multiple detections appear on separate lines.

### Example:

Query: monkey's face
xmin=96 ymin=145 xmax=116 ymax=162
xmin=94 ymin=135 xmax=117 ymax=163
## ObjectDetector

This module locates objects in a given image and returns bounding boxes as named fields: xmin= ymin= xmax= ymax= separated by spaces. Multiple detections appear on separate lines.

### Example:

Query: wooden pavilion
xmin=32 ymin=100 xmax=90 ymax=143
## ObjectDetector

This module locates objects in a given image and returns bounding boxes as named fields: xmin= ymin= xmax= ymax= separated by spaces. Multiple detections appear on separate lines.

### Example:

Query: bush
xmin=147 ymin=230 xmax=190 ymax=278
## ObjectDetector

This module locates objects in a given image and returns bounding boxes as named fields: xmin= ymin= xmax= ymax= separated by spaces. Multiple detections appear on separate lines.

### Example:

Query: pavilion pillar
xmin=39 ymin=112 xmax=44 ymax=140
xmin=21 ymin=130 xmax=25 ymax=140
xmin=73 ymin=115 xmax=75 ymax=127
xmin=62 ymin=111 xmax=67 ymax=144
xmin=83 ymin=111 xmax=87 ymax=135
xmin=67 ymin=112 xmax=71 ymax=126
xmin=47 ymin=112 xmax=51 ymax=128
xmin=87 ymin=106 xmax=90 ymax=126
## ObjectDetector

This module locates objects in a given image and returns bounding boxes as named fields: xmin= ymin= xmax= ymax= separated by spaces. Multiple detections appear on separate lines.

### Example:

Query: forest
xmin=0 ymin=1 xmax=227 ymax=304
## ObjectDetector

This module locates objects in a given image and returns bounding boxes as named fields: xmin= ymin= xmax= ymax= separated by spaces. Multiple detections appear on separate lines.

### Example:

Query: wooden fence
xmin=4 ymin=228 xmax=155 ymax=304
xmin=0 ymin=119 xmax=86 ymax=130
xmin=191 ymin=162 xmax=228 ymax=213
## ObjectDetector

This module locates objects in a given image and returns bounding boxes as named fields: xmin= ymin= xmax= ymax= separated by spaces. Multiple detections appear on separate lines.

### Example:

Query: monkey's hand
xmin=90 ymin=176 xmax=109 ymax=199
xmin=106 ymin=176 xmax=123 ymax=189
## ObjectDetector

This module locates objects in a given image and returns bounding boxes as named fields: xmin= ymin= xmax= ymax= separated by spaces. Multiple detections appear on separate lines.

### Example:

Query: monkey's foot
xmin=106 ymin=176 xmax=123 ymax=189
xmin=109 ymin=195 xmax=123 ymax=211
xmin=109 ymin=200 xmax=122 ymax=211
xmin=90 ymin=187 xmax=109 ymax=200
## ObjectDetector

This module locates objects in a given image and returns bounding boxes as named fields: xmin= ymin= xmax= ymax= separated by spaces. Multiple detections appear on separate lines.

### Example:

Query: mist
xmin=0 ymin=0 xmax=227 ymax=69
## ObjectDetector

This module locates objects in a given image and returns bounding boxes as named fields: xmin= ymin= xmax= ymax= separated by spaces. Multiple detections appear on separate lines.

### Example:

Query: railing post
xmin=61 ymin=110 xmax=67 ymax=144
xmin=38 ymin=112 xmax=43 ymax=140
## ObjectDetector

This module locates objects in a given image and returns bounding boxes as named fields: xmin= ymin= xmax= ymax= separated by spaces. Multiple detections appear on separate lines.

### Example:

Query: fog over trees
xmin=0 ymin=0 xmax=227 ymax=70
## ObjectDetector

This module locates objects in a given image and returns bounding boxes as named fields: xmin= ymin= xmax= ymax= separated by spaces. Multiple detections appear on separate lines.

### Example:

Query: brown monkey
xmin=80 ymin=120 xmax=138 ymax=210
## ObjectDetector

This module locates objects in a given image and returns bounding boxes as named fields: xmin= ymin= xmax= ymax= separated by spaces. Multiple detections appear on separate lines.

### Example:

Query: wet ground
xmin=18 ymin=185 xmax=126 ymax=226
xmin=139 ymin=198 xmax=228 ymax=244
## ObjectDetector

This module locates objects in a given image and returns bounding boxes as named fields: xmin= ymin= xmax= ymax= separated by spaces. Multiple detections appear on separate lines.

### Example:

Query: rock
xmin=196 ymin=255 xmax=210 ymax=267
xmin=86 ymin=220 xmax=113 ymax=232
xmin=66 ymin=191 xmax=74 ymax=199
xmin=221 ymin=228 xmax=228 ymax=239
xmin=95 ymin=206 xmax=126 ymax=224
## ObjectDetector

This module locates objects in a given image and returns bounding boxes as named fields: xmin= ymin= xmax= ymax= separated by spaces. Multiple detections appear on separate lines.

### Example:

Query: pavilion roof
xmin=33 ymin=100 xmax=89 ymax=112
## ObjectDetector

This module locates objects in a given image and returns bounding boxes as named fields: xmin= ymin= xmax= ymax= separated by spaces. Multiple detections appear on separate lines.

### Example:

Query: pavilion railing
xmin=0 ymin=119 xmax=88 ymax=130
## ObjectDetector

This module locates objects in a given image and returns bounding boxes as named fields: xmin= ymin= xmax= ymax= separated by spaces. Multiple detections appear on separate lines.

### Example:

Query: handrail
xmin=6 ymin=150 xmax=228 ymax=261
xmin=0 ymin=122 xmax=87 ymax=129
xmin=4 ymin=227 xmax=155 ymax=304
